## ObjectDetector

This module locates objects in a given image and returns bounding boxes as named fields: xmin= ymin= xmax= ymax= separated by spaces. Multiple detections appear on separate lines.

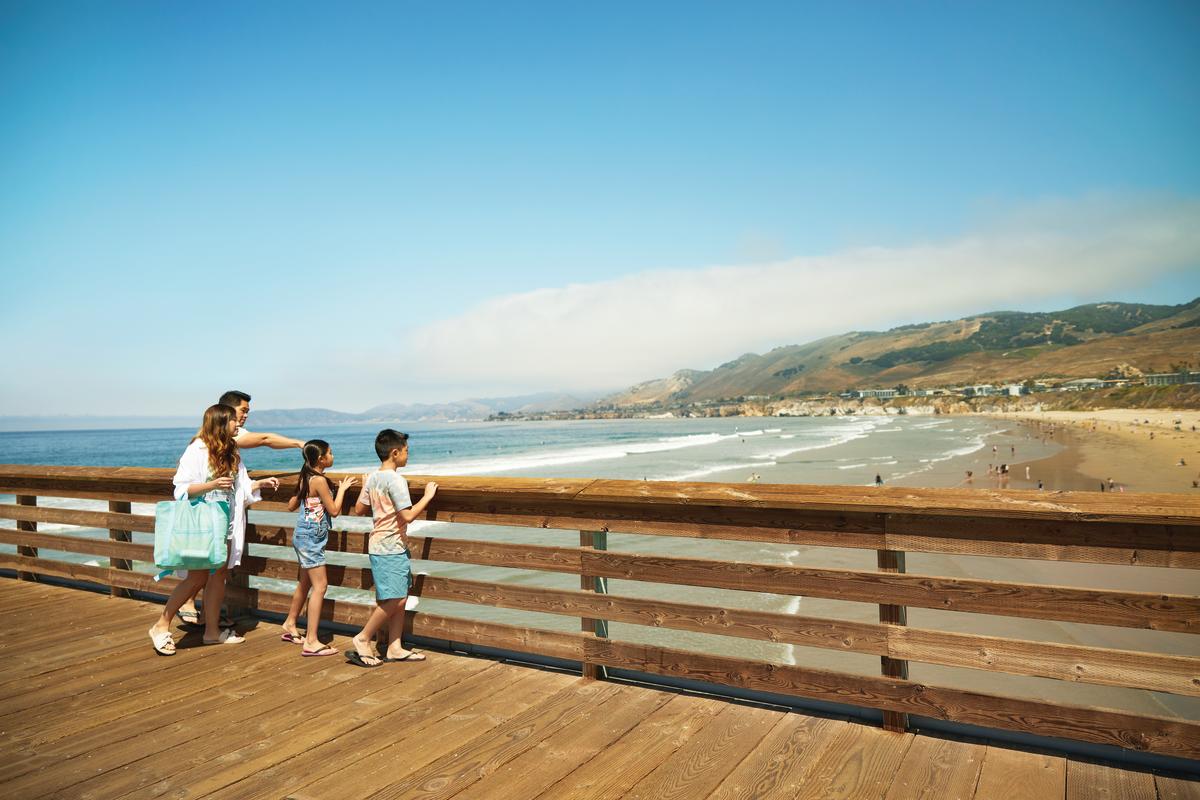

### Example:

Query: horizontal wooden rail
xmin=4 ymin=463 xmax=1200 ymax=761
xmin=3 ymin=526 xmax=1197 ymax=698
xmin=580 ymin=550 xmax=1200 ymax=632
xmin=581 ymin=639 xmax=1200 ymax=761
xmin=3 ymin=554 xmax=1199 ymax=761
xmin=415 ymin=575 xmax=1200 ymax=697
xmin=7 ymin=503 xmax=1194 ymax=633
xmin=3 ymin=465 xmax=1199 ymax=567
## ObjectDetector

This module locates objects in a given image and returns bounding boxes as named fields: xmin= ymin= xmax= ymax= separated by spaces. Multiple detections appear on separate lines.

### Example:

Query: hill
xmin=600 ymin=298 xmax=1200 ymax=408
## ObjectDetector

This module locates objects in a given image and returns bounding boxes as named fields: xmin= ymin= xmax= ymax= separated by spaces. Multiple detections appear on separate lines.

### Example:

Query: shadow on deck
xmin=1 ymin=579 xmax=1195 ymax=800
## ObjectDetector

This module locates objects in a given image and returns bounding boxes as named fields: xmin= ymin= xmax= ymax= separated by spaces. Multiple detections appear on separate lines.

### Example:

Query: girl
xmin=148 ymin=404 xmax=278 ymax=655
xmin=280 ymin=440 xmax=355 ymax=656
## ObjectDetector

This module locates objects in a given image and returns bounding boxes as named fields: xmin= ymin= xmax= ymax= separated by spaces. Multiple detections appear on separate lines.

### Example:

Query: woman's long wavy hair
xmin=295 ymin=439 xmax=331 ymax=503
xmin=193 ymin=404 xmax=240 ymax=479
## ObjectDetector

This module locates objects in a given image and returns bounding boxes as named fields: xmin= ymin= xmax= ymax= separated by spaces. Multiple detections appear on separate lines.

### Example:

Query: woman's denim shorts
xmin=293 ymin=515 xmax=330 ymax=569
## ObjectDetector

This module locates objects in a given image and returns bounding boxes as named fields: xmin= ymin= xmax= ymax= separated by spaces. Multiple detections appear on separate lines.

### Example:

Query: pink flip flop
xmin=280 ymin=632 xmax=304 ymax=644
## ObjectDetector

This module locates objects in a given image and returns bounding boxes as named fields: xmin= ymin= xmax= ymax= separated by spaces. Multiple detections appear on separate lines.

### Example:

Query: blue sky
xmin=2 ymin=1 xmax=1199 ymax=415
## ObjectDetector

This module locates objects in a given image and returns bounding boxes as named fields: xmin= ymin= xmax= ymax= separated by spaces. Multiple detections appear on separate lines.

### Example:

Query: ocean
xmin=5 ymin=415 xmax=1195 ymax=720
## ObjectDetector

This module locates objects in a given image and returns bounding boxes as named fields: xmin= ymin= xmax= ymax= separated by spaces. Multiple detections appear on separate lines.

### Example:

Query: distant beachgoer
xmin=875 ymin=474 xmax=883 ymax=487
xmin=1037 ymin=479 xmax=1044 ymax=490
xmin=1107 ymin=478 xmax=1114 ymax=491
xmin=1150 ymin=432 xmax=1155 ymax=440
xmin=1010 ymin=446 xmax=1015 ymax=457
xmin=992 ymin=445 xmax=997 ymax=455
xmin=965 ymin=470 xmax=973 ymax=481
xmin=1025 ymin=466 xmax=1030 ymax=480
xmin=1180 ymin=458 xmax=1188 ymax=467
xmin=1100 ymin=482 xmax=1106 ymax=492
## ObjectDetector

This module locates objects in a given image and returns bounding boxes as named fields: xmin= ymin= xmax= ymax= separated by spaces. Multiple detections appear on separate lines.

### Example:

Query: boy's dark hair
xmin=374 ymin=429 xmax=409 ymax=461
xmin=219 ymin=390 xmax=251 ymax=407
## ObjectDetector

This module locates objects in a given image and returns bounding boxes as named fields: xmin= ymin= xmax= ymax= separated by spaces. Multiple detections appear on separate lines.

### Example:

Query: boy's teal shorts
xmin=369 ymin=552 xmax=412 ymax=601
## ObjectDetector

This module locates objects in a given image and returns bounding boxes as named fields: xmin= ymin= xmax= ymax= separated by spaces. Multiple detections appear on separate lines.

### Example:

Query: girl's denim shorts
xmin=293 ymin=515 xmax=330 ymax=569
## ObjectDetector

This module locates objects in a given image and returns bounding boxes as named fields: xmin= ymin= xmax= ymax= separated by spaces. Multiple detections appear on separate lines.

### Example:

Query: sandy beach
xmin=998 ymin=408 xmax=1200 ymax=494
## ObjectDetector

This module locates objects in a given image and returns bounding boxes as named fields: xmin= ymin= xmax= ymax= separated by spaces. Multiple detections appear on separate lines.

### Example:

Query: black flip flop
xmin=345 ymin=650 xmax=382 ymax=668
xmin=382 ymin=651 xmax=426 ymax=663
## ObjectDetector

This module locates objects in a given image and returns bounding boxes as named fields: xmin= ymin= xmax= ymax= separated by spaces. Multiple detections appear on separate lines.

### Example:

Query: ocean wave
xmin=402 ymin=431 xmax=733 ymax=476
xmin=661 ymin=461 xmax=774 ymax=481
xmin=837 ymin=463 xmax=867 ymax=470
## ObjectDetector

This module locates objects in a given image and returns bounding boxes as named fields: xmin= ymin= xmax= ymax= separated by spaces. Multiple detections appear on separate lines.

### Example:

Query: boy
xmin=348 ymin=429 xmax=438 ymax=667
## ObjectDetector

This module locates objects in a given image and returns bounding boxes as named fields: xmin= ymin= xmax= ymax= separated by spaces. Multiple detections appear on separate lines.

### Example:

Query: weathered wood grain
xmin=582 ymin=638 xmax=1200 ymax=760
xmin=581 ymin=550 xmax=1200 ymax=631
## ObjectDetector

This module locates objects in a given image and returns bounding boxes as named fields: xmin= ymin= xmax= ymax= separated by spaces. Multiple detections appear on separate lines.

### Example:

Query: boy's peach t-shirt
xmin=360 ymin=469 xmax=413 ymax=555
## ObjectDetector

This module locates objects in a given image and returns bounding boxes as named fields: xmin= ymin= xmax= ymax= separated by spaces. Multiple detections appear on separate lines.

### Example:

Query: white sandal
xmin=203 ymin=627 xmax=245 ymax=645
xmin=149 ymin=628 xmax=176 ymax=656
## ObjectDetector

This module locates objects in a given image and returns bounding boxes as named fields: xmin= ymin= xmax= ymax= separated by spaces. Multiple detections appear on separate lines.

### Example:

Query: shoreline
xmin=997 ymin=408 xmax=1200 ymax=494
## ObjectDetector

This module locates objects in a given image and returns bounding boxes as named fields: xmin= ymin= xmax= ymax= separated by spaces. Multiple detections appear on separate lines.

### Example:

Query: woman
xmin=148 ymin=404 xmax=278 ymax=655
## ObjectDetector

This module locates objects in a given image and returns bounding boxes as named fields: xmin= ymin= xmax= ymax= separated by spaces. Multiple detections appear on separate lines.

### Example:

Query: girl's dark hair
xmin=296 ymin=439 xmax=331 ymax=501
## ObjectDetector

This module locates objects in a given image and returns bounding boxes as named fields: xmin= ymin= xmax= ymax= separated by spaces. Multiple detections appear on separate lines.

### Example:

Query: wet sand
xmin=998 ymin=408 xmax=1200 ymax=494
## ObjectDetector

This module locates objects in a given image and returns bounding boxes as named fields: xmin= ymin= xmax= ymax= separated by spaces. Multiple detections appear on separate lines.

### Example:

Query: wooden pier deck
xmin=1 ymin=579 xmax=1194 ymax=800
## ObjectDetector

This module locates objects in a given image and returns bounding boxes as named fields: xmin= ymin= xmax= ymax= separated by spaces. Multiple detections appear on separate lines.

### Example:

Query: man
xmin=177 ymin=390 xmax=304 ymax=626
xmin=220 ymin=390 xmax=306 ymax=452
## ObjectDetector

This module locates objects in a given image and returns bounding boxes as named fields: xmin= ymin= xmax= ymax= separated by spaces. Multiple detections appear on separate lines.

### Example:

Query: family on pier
xmin=147 ymin=390 xmax=436 ymax=667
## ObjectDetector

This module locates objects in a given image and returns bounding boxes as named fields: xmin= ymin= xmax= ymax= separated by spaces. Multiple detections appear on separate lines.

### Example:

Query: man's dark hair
xmin=218 ymin=390 xmax=251 ymax=407
xmin=375 ymin=429 xmax=409 ymax=461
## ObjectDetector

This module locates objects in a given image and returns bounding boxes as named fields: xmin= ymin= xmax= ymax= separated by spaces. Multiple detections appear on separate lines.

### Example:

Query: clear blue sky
xmin=2 ymin=1 xmax=1199 ymax=415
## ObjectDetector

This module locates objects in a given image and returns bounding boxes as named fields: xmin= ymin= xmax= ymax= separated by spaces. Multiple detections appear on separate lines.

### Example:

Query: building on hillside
xmin=1002 ymin=384 xmax=1026 ymax=396
xmin=1144 ymin=371 xmax=1200 ymax=386
xmin=850 ymin=388 xmax=898 ymax=399
xmin=960 ymin=385 xmax=996 ymax=397
xmin=1063 ymin=378 xmax=1106 ymax=391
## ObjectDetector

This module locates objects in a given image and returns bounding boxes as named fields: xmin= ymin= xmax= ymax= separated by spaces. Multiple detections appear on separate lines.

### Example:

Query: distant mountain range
xmin=599 ymin=298 xmax=1200 ymax=408
xmin=247 ymin=392 xmax=600 ymax=427
xmin=5 ymin=299 xmax=1197 ymax=432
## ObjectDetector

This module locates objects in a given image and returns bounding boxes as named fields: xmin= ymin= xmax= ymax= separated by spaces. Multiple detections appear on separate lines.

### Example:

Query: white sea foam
xmin=837 ymin=463 xmax=867 ymax=470
xmin=779 ymin=434 xmax=795 ymax=439
xmin=765 ymin=428 xmax=782 ymax=433
xmin=403 ymin=431 xmax=733 ymax=476
xmin=661 ymin=461 xmax=773 ymax=481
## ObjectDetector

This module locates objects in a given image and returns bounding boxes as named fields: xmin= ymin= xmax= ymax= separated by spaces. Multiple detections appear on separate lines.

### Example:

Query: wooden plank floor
xmin=0 ymin=578 xmax=1195 ymax=800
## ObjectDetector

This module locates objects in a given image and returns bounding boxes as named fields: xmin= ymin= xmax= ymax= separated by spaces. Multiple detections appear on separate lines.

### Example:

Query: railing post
xmin=16 ymin=496 xmax=38 ymax=582
xmin=579 ymin=530 xmax=609 ymax=680
xmin=108 ymin=500 xmax=132 ymax=598
xmin=878 ymin=548 xmax=909 ymax=732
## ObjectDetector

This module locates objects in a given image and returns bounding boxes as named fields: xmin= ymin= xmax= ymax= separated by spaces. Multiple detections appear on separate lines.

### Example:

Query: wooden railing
xmin=1 ymin=464 xmax=1198 ymax=762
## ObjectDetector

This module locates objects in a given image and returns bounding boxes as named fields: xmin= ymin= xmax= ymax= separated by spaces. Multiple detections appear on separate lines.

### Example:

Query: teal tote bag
xmin=153 ymin=498 xmax=230 ymax=579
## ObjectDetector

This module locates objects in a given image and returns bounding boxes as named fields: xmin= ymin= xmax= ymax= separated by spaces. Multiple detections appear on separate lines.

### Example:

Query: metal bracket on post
xmin=878 ymin=548 xmax=909 ymax=732
xmin=580 ymin=530 xmax=609 ymax=679
xmin=109 ymin=500 xmax=132 ymax=598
